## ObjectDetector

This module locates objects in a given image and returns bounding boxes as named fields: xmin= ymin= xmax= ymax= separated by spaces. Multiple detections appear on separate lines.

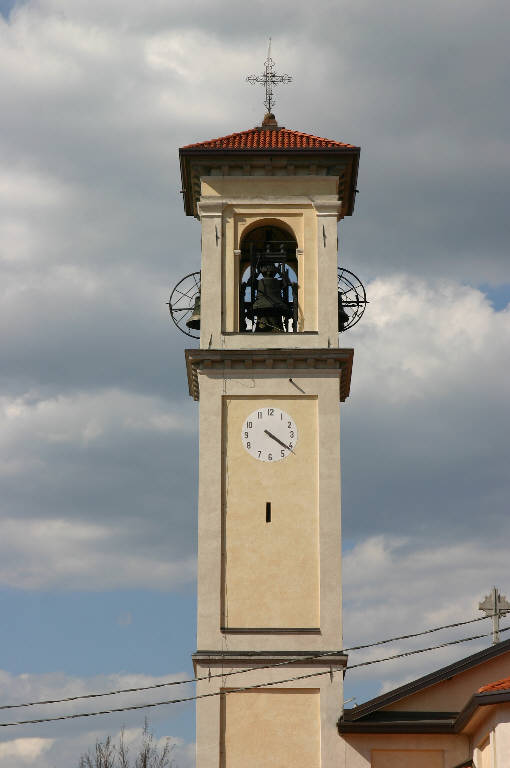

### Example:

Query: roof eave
xmin=338 ymin=720 xmax=456 ymax=734
xmin=179 ymin=153 xmax=191 ymax=216
xmin=343 ymin=637 xmax=510 ymax=722
xmin=338 ymin=690 xmax=510 ymax=735
xmin=456 ymin=689 xmax=510 ymax=732
xmin=178 ymin=145 xmax=360 ymax=218
xmin=179 ymin=146 xmax=360 ymax=154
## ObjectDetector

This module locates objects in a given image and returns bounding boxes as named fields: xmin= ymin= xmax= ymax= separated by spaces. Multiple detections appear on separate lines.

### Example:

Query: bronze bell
xmin=253 ymin=266 xmax=289 ymax=332
xmin=338 ymin=293 xmax=349 ymax=332
xmin=253 ymin=264 xmax=288 ymax=314
xmin=186 ymin=294 xmax=201 ymax=330
xmin=253 ymin=276 xmax=288 ymax=313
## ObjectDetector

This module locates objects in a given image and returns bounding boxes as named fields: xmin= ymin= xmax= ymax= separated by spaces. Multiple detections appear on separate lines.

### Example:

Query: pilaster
xmin=197 ymin=199 xmax=224 ymax=349
xmin=314 ymin=200 xmax=343 ymax=344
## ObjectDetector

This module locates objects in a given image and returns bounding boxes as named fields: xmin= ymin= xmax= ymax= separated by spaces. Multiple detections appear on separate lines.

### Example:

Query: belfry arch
xmin=238 ymin=223 xmax=299 ymax=333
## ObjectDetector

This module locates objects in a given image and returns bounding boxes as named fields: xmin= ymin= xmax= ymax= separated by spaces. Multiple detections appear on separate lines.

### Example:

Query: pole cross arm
xmin=479 ymin=586 xmax=510 ymax=644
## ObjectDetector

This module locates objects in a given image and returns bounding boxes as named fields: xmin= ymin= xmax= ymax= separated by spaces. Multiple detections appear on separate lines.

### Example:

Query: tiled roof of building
xmin=478 ymin=676 xmax=510 ymax=693
xmin=181 ymin=127 xmax=357 ymax=151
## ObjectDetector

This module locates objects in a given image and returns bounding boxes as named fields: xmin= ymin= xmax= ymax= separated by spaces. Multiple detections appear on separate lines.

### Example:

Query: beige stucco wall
xmin=221 ymin=688 xmax=320 ymax=768
xmin=471 ymin=702 xmax=510 ymax=768
xmin=341 ymin=733 xmax=469 ymax=768
xmin=477 ymin=737 xmax=491 ymax=768
xmin=195 ymin=660 xmax=344 ymax=768
xmin=201 ymin=176 xmax=339 ymax=199
xmin=193 ymin=172 xmax=348 ymax=768
xmin=386 ymin=652 xmax=510 ymax=712
xmin=371 ymin=750 xmax=443 ymax=768
xmin=198 ymin=176 xmax=341 ymax=350
xmin=223 ymin=396 xmax=319 ymax=629
xmin=197 ymin=370 xmax=342 ymax=652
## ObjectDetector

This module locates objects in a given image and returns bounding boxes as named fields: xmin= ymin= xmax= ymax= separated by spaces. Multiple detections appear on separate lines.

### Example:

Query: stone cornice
xmin=198 ymin=194 xmax=340 ymax=209
xmin=197 ymin=199 xmax=224 ymax=217
xmin=185 ymin=348 xmax=353 ymax=402
xmin=313 ymin=200 xmax=343 ymax=217
xmin=192 ymin=650 xmax=349 ymax=667
xmin=179 ymin=149 xmax=359 ymax=219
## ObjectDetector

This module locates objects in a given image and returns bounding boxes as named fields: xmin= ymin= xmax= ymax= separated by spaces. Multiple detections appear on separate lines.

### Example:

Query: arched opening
xmin=239 ymin=224 xmax=299 ymax=333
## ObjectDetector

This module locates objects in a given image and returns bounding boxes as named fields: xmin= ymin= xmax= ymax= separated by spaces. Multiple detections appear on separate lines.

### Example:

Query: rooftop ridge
xmin=478 ymin=675 xmax=510 ymax=693
xmin=180 ymin=126 xmax=358 ymax=151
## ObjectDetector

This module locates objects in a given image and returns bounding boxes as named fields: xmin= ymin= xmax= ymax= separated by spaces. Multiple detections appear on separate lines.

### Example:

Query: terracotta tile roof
xmin=478 ymin=676 xmax=510 ymax=693
xmin=181 ymin=127 xmax=357 ymax=151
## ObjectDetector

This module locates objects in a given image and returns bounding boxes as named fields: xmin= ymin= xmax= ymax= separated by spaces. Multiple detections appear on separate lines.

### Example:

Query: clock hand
xmin=264 ymin=429 xmax=296 ymax=455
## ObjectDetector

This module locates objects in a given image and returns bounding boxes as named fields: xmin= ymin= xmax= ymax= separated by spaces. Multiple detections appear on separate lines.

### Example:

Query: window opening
xmin=239 ymin=226 xmax=298 ymax=333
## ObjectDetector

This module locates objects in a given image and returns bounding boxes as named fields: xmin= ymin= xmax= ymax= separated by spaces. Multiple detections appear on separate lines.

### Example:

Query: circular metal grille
xmin=167 ymin=271 xmax=201 ymax=339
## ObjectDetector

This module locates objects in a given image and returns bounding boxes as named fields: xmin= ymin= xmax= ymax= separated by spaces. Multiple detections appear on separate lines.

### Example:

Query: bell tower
xmin=176 ymin=113 xmax=360 ymax=768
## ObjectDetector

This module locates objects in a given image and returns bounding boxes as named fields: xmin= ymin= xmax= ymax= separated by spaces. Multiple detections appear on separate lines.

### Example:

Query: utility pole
xmin=479 ymin=586 xmax=510 ymax=644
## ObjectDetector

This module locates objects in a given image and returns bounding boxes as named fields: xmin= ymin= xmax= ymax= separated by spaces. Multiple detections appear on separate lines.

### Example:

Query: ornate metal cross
xmin=246 ymin=38 xmax=292 ymax=115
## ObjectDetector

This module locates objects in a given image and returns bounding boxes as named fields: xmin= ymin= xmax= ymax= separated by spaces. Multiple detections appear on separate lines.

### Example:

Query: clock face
xmin=241 ymin=407 xmax=298 ymax=462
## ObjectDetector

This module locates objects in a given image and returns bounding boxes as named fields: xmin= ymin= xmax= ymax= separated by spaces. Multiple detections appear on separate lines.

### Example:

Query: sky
xmin=0 ymin=0 xmax=509 ymax=764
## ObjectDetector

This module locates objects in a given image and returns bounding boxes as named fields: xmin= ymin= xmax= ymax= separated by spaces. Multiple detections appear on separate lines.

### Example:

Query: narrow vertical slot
xmin=266 ymin=502 xmax=271 ymax=523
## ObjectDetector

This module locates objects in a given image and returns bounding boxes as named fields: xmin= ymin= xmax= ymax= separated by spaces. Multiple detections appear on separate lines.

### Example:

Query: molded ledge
xmin=185 ymin=347 xmax=354 ymax=402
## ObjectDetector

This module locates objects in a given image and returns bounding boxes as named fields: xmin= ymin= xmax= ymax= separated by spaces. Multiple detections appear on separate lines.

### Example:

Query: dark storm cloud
xmin=4 ymin=0 xmax=509 ymax=287
xmin=0 ymin=0 xmax=508 ymax=564
xmin=0 ymin=0 xmax=508 ymax=577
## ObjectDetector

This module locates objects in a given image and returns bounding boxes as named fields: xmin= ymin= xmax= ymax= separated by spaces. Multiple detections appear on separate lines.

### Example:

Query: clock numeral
xmin=288 ymin=443 xmax=293 ymax=449
xmin=257 ymin=411 xmax=262 ymax=419
xmin=267 ymin=408 xmax=274 ymax=416
xmin=280 ymin=450 xmax=285 ymax=458
xmin=268 ymin=453 xmax=273 ymax=461
xmin=247 ymin=421 xmax=252 ymax=428
xmin=258 ymin=451 xmax=262 ymax=458
xmin=244 ymin=431 xmax=249 ymax=438
xmin=288 ymin=421 xmax=292 ymax=428
xmin=247 ymin=442 xmax=251 ymax=449
xmin=289 ymin=431 xmax=294 ymax=438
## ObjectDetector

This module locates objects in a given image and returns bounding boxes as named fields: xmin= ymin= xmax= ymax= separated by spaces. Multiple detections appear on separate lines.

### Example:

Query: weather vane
xmin=246 ymin=38 xmax=292 ymax=115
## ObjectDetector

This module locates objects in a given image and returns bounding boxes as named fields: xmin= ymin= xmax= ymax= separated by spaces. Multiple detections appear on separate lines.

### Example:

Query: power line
xmin=347 ymin=627 xmax=510 ymax=669
xmin=0 ymin=612 xmax=500 ymax=713
xmin=0 ymin=623 xmax=507 ymax=728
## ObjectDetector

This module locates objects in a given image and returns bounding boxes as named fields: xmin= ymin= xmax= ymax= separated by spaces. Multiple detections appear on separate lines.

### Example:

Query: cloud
xmin=342 ymin=275 xmax=510 ymax=541
xmin=0 ymin=738 xmax=53 ymax=763
xmin=0 ymin=669 xmax=194 ymax=768
xmin=2 ymin=0 xmax=509 ymax=282
xmin=0 ymin=516 xmax=196 ymax=590
xmin=0 ymin=389 xmax=197 ymax=589
xmin=1 ymin=389 xmax=192 ymax=449
xmin=343 ymin=534 xmax=508 ymax=698
xmin=353 ymin=274 xmax=509 ymax=403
